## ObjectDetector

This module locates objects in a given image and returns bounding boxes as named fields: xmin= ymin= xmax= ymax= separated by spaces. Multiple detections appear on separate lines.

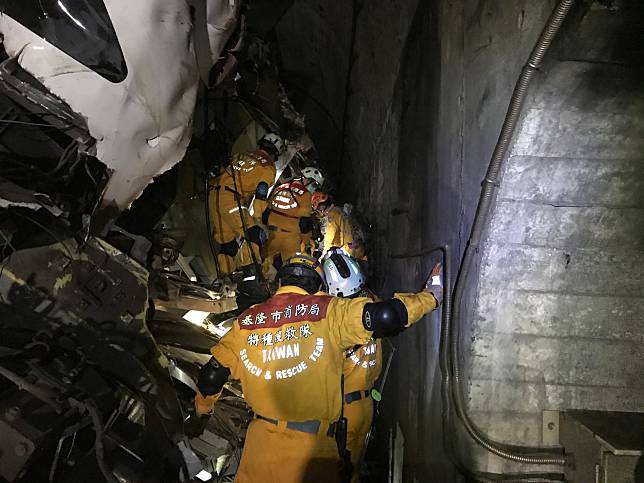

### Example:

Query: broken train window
xmin=5 ymin=0 xmax=128 ymax=83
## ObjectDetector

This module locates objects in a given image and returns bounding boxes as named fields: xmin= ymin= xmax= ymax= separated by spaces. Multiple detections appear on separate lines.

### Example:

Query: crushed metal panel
xmin=154 ymin=296 xmax=237 ymax=314
xmin=0 ymin=178 xmax=61 ymax=214
xmin=0 ymin=249 xmax=187 ymax=447
xmin=0 ymin=1 xmax=236 ymax=210
xmin=192 ymin=0 xmax=242 ymax=85
xmin=154 ymin=279 xmax=238 ymax=314
xmin=4 ymin=237 xmax=150 ymax=328
xmin=0 ymin=57 xmax=94 ymax=147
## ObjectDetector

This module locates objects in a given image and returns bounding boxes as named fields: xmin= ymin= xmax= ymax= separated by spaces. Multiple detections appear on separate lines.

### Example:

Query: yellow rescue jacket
xmin=322 ymin=205 xmax=354 ymax=255
xmin=343 ymin=338 xmax=382 ymax=395
xmin=211 ymin=286 xmax=436 ymax=423
xmin=213 ymin=149 xmax=276 ymax=202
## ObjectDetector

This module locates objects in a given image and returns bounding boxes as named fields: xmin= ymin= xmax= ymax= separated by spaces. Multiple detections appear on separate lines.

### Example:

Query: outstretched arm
xmin=329 ymin=263 xmax=443 ymax=347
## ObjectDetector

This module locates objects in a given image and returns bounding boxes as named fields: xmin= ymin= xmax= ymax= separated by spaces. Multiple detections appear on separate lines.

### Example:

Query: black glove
xmin=299 ymin=216 xmax=314 ymax=234
xmin=184 ymin=413 xmax=209 ymax=438
xmin=219 ymin=239 xmax=239 ymax=257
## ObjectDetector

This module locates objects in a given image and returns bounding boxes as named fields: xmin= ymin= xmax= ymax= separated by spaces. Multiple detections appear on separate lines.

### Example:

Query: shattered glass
xmin=4 ymin=0 xmax=127 ymax=82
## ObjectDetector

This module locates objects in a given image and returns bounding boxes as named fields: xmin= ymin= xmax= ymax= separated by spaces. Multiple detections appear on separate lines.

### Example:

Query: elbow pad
xmin=362 ymin=299 xmax=408 ymax=337
xmin=255 ymin=182 xmax=270 ymax=201
xmin=197 ymin=357 xmax=231 ymax=396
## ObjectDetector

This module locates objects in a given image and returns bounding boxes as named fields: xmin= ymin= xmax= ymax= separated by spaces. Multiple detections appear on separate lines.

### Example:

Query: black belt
xmin=344 ymin=390 xmax=371 ymax=404
xmin=212 ymin=185 xmax=242 ymax=198
xmin=256 ymin=414 xmax=336 ymax=437
xmin=224 ymin=186 xmax=241 ymax=196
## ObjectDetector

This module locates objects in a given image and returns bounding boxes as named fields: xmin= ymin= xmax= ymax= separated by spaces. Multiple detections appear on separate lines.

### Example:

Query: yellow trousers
xmin=211 ymin=187 xmax=261 ymax=274
xmin=344 ymin=397 xmax=373 ymax=483
xmin=235 ymin=419 xmax=341 ymax=483
xmin=264 ymin=213 xmax=306 ymax=266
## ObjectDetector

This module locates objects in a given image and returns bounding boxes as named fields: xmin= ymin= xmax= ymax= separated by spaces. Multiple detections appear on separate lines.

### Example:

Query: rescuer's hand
xmin=184 ymin=412 xmax=209 ymax=438
xmin=195 ymin=391 xmax=218 ymax=416
xmin=423 ymin=262 xmax=443 ymax=307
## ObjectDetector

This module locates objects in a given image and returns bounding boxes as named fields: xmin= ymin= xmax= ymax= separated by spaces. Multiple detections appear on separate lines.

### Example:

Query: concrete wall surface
xmin=467 ymin=1 xmax=644 ymax=474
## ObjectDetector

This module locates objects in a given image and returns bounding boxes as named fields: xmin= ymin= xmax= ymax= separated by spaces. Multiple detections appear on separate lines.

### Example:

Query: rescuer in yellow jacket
xmin=262 ymin=167 xmax=324 ymax=268
xmin=209 ymin=133 xmax=280 ymax=274
xmin=263 ymin=180 xmax=314 ymax=266
xmin=322 ymin=248 xmax=382 ymax=482
xmin=312 ymin=192 xmax=366 ymax=260
xmin=342 ymin=338 xmax=381 ymax=481
xmin=194 ymin=254 xmax=444 ymax=483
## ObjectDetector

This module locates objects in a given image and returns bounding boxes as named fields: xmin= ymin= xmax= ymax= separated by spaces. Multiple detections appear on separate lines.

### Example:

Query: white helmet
xmin=322 ymin=248 xmax=365 ymax=298
xmin=259 ymin=133 xmax=285 ymax=157
xmin=301 ymin=166 xmax=325 ymax=187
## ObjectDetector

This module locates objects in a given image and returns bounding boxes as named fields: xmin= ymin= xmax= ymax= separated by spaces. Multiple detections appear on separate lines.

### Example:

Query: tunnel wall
xmin=276 ymin=0 xmax=644 ymax=480
xmin=468 ymin=2 xmax=644 ymax=474
xmin=274 ymin=1 xmax=353 ymax=183
xmin=336 ymin=0 xmax=559 ymax=480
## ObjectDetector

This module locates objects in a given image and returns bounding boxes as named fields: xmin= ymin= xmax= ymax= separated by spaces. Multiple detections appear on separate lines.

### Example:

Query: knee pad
xmin=362 ymin=299 xmax=408 ymax=337
xmin=220 ymin=239 xmax=239 ymax=257
xmin=197 ymin=357 xmax=231 ymax=396
xmin=245 ymin=225 xmax=268 ymax=246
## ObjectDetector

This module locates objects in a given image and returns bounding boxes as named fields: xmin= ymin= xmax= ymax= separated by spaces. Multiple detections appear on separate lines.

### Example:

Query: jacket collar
xmin=275 ymin=285 xmax=310 ymax=296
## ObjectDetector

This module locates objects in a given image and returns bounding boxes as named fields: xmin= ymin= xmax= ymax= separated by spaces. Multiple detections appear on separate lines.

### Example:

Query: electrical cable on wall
xmin=447 ymin=0 xmax=574 ymax=468
xmin=390 ymin=0 xmax=576 ymax=479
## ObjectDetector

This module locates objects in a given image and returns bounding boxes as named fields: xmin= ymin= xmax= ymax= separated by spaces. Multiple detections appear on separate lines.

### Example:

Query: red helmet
xmin=311 ymin=192 xmax=330 ymax=211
